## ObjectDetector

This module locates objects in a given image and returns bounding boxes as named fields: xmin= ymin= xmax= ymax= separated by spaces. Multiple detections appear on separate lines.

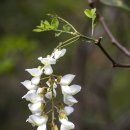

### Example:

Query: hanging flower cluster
xmin=21 ymin=48 xmax=81 ymax=130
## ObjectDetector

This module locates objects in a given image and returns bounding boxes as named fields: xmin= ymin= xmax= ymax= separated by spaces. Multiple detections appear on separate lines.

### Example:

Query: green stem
xmin=57 ymin=17 xmax=78 ymax=33
xmin=60 ymin=37 xmax=80 ymax=48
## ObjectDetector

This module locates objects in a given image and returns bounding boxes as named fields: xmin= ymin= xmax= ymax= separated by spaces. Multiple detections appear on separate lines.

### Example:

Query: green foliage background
xmin=0 ymin=0 xmax=130 ymax=130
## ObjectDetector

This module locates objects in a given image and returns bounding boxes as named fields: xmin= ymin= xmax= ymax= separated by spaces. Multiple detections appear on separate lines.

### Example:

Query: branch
xmin=86 ymin=0 xmax=130 ymax=58
xmin=95 ymin=37 xmax=130 ymax=68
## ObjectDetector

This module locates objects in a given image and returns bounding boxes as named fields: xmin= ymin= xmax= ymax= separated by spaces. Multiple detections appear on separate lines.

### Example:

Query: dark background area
xmin=0 ymin=0 xmax=130 ymax=130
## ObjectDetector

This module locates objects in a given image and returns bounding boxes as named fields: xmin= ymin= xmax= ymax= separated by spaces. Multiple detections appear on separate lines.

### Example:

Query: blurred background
xmin=0 ymin=0 xmax=130 ymax=130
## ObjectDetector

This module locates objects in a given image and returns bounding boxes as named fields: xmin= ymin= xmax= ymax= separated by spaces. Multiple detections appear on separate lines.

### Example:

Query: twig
xmin=95 ymin=37 xmax=130 ymax=68
xmin=86 ymin=0 xmax=130 ymax=58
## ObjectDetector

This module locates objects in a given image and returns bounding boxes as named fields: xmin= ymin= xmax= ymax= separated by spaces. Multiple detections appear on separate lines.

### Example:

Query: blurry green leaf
xmin=100 ymin=0 xmax=130 ymax=11
xmin=63 ymin=24 xmax=71 ymax=32
xmin=51 ymin=17 xmax=59 ymax=29
xmin=33 ymin=28 xmax=43 ymax=32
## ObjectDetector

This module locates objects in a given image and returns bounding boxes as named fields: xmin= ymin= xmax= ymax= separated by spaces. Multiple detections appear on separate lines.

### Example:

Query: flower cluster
xmin=21 ymin=48 xmax=81 ymax=130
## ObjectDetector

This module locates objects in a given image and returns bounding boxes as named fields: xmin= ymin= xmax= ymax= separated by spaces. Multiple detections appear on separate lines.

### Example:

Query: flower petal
xmin=38 ymin=57 xmax=56 ymax=65
xmin=59 ymin=118 xmax=75 ymax=129
xmin=22 ymin=90 xmax=44 ymax=103
xmin=28 ymin=102 xmax=43 ymax=114
xmin=21 ymin=80 xmax=37 ymax=90
xmin=25 ymin=68 xmax=43 ymax=77
xmin=27 ymin=115 xmax=48 ymax=126
xmin=53 ymin=49 xmax=66 ymax=60
xmin=63 ymin=95 xmax=78 ymax=106
xmin=64 ymin=106 xmax=74 ymax=116
xmin=70 ymin=84 xmax=81 ymax=95
xmin=60 ymin=74 xmax=75 ymax=86
xmin=37 ymin=124 xmax=46 ymax=130
xmin=31 ymin=77 xmax=40 ymax=85
xmin=61 ymin=86 xmax=72 ymax=95
xmin=43 ymin=65 xmax=53 ymax=75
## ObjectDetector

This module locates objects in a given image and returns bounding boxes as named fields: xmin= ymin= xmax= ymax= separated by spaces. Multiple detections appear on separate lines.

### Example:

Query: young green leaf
xmin=33 ymin=28 xmax=43 ymax=32
xmin=51 ymin=17 xmax=59 ymax=30
xmin=63 ymin=24 xmax=71 ymax=32
xmin=84 ymin=9 xmax=93 ymax=18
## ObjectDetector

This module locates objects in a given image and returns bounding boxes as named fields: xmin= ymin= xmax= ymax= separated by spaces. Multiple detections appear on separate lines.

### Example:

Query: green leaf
xmin=51 ymin=17 xmax=59 ymax=29
xmin=63 ymin=24 xmax=71 ymax=32
xmin=100 ymin=0 xmax=130 ymax=11
xmin=84 ymin=9 xmax=93 ymax=18
xmin=33 ymin=28 xmax=43 ymax=32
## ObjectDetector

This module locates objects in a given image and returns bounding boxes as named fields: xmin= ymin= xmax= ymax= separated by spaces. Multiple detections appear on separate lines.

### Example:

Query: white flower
xmin=61 ymin=85 xmax=81 ymax=95
xmin=27 ymin=114 xmax=48 ymax=126
xmin=63 ymin=95 xmax=78 ymax=106
xmin=52 ymin=49 xmax=66 ymax=60
xmin=60 ymin=74 xmax=75 ymax=86
xmin=38 ymin=56 xmax=56 ymax=65
xmin=22 ymin=90 xmax=44 ymax=103
xmin=43 ymin=65 xmax=53 ymax=75
xmin=26 ymin=67 xmax=43 ymax=77
xmin=59 ymin=118 xmax=75 ymax=130
xmin=31 ymin=77 xmax=40 ymax=85
xmin=64 ymin=106 xmax=74 ymax=116
xmin=21 ymin=80 xmax=37 ymax=90
xmin=37 ymin=124 xmax=46 ymax=130
xmin=28 ymin=102 xmax=43 ymax=114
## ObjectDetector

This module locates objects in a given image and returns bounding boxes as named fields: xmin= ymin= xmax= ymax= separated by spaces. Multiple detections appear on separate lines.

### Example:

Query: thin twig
xmin=95 ymin=37 xmax=130 ymax=68
xmin=86 ymin=0 xmax=130 ymax=58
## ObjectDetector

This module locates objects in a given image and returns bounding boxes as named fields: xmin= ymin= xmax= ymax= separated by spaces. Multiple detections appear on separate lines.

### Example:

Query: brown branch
xmin=86 ymin=0 xmax=130 ymax=58
xmin=95 ymin=37 xmax=130 ymax=68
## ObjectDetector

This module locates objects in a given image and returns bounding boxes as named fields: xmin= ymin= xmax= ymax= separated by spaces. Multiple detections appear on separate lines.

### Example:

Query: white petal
xmin=70 ymin=85 xmax=81 ymax=95
xmin=28 ymin=102 xmax=43 ymax=114
xmin=63 ymin=95 xmax=78 ymax=106
xmin=26 ymin=68 xmax=43 ymax=77
xmin=27 ymin=115 xmax=48 ymax=126
xmin=60 ymin=124 xmax=69 ymax=130
xmin=22 ymin=90 xmax=44 ymax=103
xmin=60 ymin=74 xmax=75 ymax=86
xmin=61 ymin=86 xmax=72 ymax=95
xmin=31 ymin=77 xmax=40 ymax=85
xmin=59 ymin=118 xmax=75 ymax=129
xmin=43 ymin=65 xmax=53 ymax=75
xmin=64 ymin=106 xmax=74 ymax=116
xmin=21 ymin=80 xmax=37 ymax=90
xmin=45 ymin=89 xmax=56 ymax=99
xmin=38 ymin=56 xmax=56 ymax=65
xmin=37 ymin=124 xmax=46 ymax=130
xmin=54 ymin=49 xmax=66 ymax=60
